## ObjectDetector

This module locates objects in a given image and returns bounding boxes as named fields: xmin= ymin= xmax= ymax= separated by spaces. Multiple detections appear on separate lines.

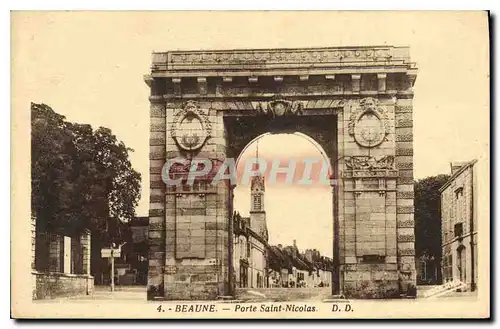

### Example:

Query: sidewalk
xmin=34 ymin=285 xmax=148 ymax=303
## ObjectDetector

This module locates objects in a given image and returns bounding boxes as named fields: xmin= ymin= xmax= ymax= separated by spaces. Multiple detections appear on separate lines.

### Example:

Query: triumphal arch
xmin=144 ymin=46 xmax=418 ymax=300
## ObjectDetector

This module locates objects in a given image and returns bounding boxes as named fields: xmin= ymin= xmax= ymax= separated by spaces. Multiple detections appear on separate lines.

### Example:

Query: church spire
xmin=251 ymin=139 xmax=265 ymax=192
xmin=256 ymin=139 xmax=259 ymax=162
xmin=249 ymin=138 xmax=267 ymax=241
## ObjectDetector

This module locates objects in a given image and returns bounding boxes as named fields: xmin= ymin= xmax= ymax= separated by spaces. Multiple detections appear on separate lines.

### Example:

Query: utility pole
xmin=111 ymin=248 xmax=115 ymax=292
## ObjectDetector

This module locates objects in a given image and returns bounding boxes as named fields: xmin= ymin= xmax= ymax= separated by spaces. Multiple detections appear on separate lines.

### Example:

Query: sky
xmin=12 ymin=11 xmax=489 ymax=258
xmin=234 ymin=134 xmax=333 ymax=256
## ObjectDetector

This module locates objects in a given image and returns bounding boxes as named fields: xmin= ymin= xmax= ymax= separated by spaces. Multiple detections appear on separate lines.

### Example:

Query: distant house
xmin=233 ymin=213 xmax=268 ymax=288
xmin=282 ymin=242 xmax=316 ymax=288
xmin=304 ymin=249 xmax=333 ymax=287
xmin=266 ymin=244 xmax=333 ymax=288
xmin=233 ymin=173 xmax=269 ymax=289
xmin=440 ymin=160 xmax=479 ymax=292
xmin=232 ymin=171 xmax=335 ymax=290
xmin=416 ymin=254 xmax=439 ymax=285
xmin=91 ymin=216 xmax=148 ymax=285
xmin=118 ymin=216 xmax=149 ymax=285
xmin=266 ymin=245 xmax=292 ymax=288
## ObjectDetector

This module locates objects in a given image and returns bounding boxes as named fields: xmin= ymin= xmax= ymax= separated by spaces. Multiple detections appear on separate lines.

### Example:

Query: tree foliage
xmin=31 ymin=103 xmax=141 ymax=244
xmin=414 ymin=174 xmax=450 ymax=260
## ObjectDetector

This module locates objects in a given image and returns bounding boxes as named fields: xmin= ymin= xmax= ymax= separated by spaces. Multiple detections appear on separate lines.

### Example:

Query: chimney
xmin=450 ymin=161 xmax=468 ymax=175
xmin=293 ymin=239 xmax=297 ymax=248
xmin=304 ymin=250 xmax=313 ymax=263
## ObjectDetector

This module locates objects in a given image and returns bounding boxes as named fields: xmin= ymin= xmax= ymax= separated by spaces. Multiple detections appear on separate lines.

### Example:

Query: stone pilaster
xmin=80 ymin=230 xmax=91 ymax=275
xmin=31 ymin=215 xmax=36 ymax=270
xmin=395 ymin=97 xmax=417 ymax=296
xmin=48 ymin=233 xmax=62 ymax=273
xmin=159 ymin=102 xmax=230 ymax=300
xmin=339 ymin=97 xmax=400 ymax=298
xmin=147 ymin=98 xmax=167 ymax=300
xmin=377 ymin=73 xmax=387 ymax=93
xmin=336 ymin=108 xmax=346 ymax=294
xmin=351 ymin=74 xmax=361 ymax=93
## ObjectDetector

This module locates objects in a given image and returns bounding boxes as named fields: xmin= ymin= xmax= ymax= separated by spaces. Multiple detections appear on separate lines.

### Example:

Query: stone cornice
xmin=150 ymin=46 xmax=417 ymax=77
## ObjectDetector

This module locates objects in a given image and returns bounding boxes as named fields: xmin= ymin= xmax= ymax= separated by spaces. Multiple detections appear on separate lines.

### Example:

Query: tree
xmin=31 ymin=103 xmax=141 ymax=244
xmin=414 ymin=174 xmax=450 ymax=280
xmin=31 ymin=103 xmax=77 ymax=233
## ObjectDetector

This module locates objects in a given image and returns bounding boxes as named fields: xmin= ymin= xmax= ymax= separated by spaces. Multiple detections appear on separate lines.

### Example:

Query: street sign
xmin=101 ymin=248 xmax=120 ymax=258
xmin=100 ymin=244 xmax=126 ymax=292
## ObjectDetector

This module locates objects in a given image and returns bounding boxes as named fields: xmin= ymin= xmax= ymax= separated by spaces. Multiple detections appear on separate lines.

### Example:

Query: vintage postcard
xmin=11 ymin=11 xmax=490 ymax=319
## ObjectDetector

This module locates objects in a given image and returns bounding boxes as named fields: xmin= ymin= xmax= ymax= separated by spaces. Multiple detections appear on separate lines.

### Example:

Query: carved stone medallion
xmin=348 ymin=97 xmax=390 ymax=148
xmin=171 ymin=101 xmax=212 ymax=151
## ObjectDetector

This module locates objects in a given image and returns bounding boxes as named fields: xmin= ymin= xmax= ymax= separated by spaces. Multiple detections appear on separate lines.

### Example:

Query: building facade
xmin=145 ymin=46 xmax=418 ymax=299
xmin=31 ymin=215 xmax=93 ymax=299
xmin=232 ymin=174 xmax=269 ymax=289
xmin=440 ymin=160 xmax=478 ymax=291
xmin=116 ymin=216 xmax=149 ymax=285
xmin=416 ymin=255 xmax=440 ymax=285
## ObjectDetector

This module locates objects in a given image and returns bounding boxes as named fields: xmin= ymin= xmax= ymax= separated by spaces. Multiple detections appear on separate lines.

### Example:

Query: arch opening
xmin=225 ymin=114 xmax=339 ymax=297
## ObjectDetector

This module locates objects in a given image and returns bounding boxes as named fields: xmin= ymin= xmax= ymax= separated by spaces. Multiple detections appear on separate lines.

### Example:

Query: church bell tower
xmin=249 ymin=141 xmax=268 ymax=241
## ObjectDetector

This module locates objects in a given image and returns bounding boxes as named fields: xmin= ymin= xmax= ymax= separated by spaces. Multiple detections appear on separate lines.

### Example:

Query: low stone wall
xmin=32 ymin=271 xmax=94 ymax=300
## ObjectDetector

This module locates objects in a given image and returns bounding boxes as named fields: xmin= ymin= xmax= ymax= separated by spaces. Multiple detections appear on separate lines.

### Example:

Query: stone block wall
xmin=31 ymin=216 xmax=94 ymax=300
xmin=32 ymin=272 xmax=94 ymax=300
xmin=148 ymin=97 xmax=231 ymax=300
xmin=147 ymin=98 xmax=167 ymax=299
xmin=147 ymin=47 xmax=417 ymax=300
xmin=338 ymin=95 xmax=415 ymax=298
xmin=395 ymin=98 xmax=417 ymax=296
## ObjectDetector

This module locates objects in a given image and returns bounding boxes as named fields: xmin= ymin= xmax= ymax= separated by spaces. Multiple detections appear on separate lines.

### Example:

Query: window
xmin=253 ymin=194 xmax=262 ymax=211
xmin=457 ymin=246 xmax=466 ymax=282
xmin=247 ymin=243 xmax=251 ymax=258
xmin=454 ymin=223 xmax=464 ymax=238
xmin=240 ymin=240 xmax=245 ymax=259
xmin=454 ymin=187 xmax=465 ymax=224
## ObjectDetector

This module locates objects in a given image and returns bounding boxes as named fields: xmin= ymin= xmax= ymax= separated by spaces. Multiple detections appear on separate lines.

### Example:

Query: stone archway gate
xmin=144 ymin=46 xmax=418 ymax=300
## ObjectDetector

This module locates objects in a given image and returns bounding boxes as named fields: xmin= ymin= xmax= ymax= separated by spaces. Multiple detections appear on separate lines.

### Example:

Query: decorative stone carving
xmin=395 ymin=105 xmax=413 ymax=113
xmin=395 ymin=147 xmax=413 ymax=156
xmin=342 ymin=169 xmax=398 ymax=179
xmin=397 ymin=234 xmax=415 ymax=242
xmin=398 ymin=248 xmax=415 ymax=256
xmin=165 ymin=265 xmax=178 ymax=275
xmin=397 ymin=206 xmax=414 ymax=214
xmin=169 ymin=47 xmax=394 ymax=66
xmin=344 ymin=155 xmax=395 ymax=170
xmin=348 ymin=97 xmax=390 ymax=148
xmin=149 ymin=209 xmax=165 ymax=217
xmin=171 ymin=101 xmax=212 ymax=151
xmin=397 ymin=220 xmax=415 ymax=228
xmin=255 ymin=97 xmax=305 ymax=118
